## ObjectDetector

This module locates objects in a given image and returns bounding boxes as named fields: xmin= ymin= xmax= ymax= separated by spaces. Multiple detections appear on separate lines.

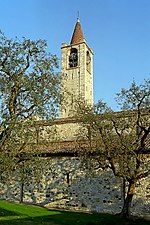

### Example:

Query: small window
xmin=86 ymin=51 xmax=91 ymax=72
xmin=71 ymin=94 xmax=73 ymax=105
xmin=66 ymin=173 xmax=69 ymax=184
xmin=69 ymin=48 xmax=78 ymax=68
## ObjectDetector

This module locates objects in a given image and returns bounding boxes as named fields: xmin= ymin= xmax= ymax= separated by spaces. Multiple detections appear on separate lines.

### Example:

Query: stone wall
xmin=0 ymin=156 xmax=150 ymax=216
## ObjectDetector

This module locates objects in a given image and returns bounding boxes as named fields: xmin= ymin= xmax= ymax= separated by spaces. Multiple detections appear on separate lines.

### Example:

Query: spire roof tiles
xmin=70 ymin=19 xmax=85 ymax=45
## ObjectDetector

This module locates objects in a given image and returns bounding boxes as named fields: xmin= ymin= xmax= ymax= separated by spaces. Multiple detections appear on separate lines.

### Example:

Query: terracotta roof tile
xmin=70 ymin=19 xmax=85 ymax=45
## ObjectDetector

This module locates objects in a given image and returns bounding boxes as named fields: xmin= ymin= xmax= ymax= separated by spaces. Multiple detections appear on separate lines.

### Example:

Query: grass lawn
xmin=0 ymin=200 xmax=149 ymax=225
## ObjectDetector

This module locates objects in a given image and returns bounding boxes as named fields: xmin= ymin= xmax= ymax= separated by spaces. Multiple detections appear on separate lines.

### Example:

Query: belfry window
xmin=86 ymin=51 xmax=91 ymax=72
xmin=69 ymin=48 xmax=78 ymax=68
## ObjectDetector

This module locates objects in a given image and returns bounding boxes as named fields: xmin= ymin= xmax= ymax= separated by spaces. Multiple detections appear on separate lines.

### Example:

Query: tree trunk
xmin=20 ymin=181 xmax=24 ymax=203
xmin=120 ymin=180 xmax=136 ymax=218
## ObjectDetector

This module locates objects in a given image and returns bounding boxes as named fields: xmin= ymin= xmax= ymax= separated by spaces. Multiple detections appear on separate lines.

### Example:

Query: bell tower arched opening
xmin=69 ymin=48 xmax=78 ymax=68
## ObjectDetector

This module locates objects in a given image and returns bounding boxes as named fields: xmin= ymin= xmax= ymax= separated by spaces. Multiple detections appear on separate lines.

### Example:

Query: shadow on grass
xmin=0 ymin=204 xmax=149 ymax=225
xmin=0 ymin=207 xmax=23 ymax=217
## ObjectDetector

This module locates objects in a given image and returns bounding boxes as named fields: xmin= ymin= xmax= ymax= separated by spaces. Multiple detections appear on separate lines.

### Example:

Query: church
xmin=0 ymin=18 xmax=150 ymax=217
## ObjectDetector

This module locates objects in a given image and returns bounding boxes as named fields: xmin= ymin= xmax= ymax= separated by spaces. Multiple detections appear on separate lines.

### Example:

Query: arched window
xmin=86 ymin=51 xmax=91 ymax=72
xmin=69 ymin=48 xmax=78 ymax=68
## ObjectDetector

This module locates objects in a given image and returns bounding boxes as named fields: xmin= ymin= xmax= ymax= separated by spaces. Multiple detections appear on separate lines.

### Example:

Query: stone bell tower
xmin=60 ymin=18 xmax=94 ymax=118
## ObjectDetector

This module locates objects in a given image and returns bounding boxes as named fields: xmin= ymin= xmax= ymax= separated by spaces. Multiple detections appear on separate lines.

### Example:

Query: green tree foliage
xmin=76 ymin=79 xmax=150 ymax=218
xmin=0 ymin=31 xmax=60 ymax=175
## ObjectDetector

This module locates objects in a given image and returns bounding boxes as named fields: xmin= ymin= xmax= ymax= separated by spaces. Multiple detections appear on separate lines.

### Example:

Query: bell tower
xmin=60 ymin=18 xmax=93 ymax=118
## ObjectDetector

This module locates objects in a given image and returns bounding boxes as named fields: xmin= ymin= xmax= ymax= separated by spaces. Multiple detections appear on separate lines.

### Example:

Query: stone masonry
xmin=0 ymin=157 xmax=150 ymax=216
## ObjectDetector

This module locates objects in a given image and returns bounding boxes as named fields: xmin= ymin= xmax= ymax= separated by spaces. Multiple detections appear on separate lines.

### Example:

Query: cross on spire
xmin=77 ymin=11 xmax=80 ymax=22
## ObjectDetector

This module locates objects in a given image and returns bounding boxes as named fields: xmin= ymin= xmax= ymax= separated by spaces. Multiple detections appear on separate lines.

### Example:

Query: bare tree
xmin=0 ymin=31 xmax=60 ymax=175
xmin=76 ymin=79 xmax=150 ymax=218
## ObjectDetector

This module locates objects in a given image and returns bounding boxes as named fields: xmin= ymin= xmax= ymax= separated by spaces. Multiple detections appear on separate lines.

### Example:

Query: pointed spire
xmin=70 ymin=18 xmax=85 ymax=45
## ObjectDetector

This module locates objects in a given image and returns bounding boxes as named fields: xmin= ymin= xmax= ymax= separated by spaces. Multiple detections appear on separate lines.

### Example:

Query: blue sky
xmin=0 ymin=0 xmax=150 ymax=110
